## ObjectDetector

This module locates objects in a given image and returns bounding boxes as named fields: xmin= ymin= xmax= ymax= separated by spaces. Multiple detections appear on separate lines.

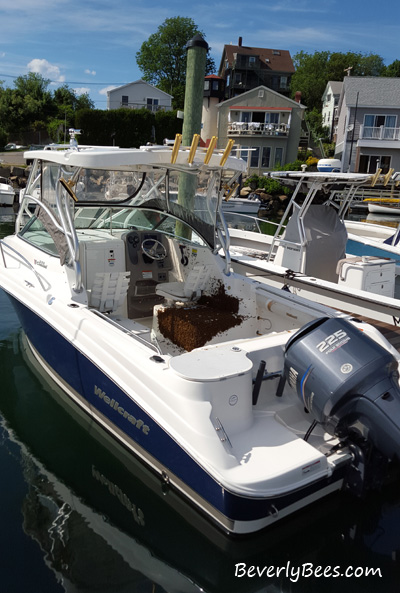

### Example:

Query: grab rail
xmin=216 ymin=209 xmax=231 ymax=276
xmin=0 ymin=240 xmax=50 ymax=291
xmin=55 ymin=176 xmax=83 ymax=292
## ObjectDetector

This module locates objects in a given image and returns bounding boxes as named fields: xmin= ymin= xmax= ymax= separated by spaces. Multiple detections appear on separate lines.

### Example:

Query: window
xmin=274 ymin=147 xmax=284 ymax=168
xmin=121 ymin=95 xmax=128 ymax=106
xmin=249 ymin=56 xmax=256 ymax=65
xmin=147 ymin=98 xmax=159 ymax=111
xmin=238 ymin=148 xmax=249 ymax=163
xmin=273 ymin=50 xmax=281 ymax=55
xmin=204 ymin=80 xmax=210 ymax=90
xmin=265 ymin=112 xmax=279 ymax=125
xmin=359 ymin=154 xmax=391 ymax=174
xmin=250 ymin=147 xmax=260 ymax=168
xmin=280 ymin=77 xmax=288 ymax=89
xmin=363 ymin=114 xmax=397 ymax=138
xmin=235 ymin=72 xmax=242 ymax=84
xmin=261 ymin=147 xmax=271 ymax=168
xmin=212 ymin=80 xmax=219 ymax=91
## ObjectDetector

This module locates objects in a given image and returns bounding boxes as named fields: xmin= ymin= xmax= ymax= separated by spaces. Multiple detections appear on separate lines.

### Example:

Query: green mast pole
xmin=176 ymin=34 xmax=208 ymax=240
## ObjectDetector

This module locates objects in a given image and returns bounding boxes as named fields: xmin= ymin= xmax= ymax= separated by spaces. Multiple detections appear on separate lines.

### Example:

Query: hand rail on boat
xmin=55 ymin=176 xmax=83 ymax=293
xmin=216 ymin=209 xmax=231 ymax=275
xmin=18 ymin=188 xmax=83 ymax=293
xmin=89 ymin=309 xmax=162 ymax=355
xmin=0 ymin=239 xmax=51 ymax=292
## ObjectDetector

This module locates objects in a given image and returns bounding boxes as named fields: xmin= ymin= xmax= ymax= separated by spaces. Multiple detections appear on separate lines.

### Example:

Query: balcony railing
xmin=227 ymin=122 xmax=289 ymax=136
xmin=359 ymin=125 xmax=400 ymax=141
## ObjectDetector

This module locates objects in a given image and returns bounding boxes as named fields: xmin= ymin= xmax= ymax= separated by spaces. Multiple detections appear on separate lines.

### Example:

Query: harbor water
xmin=1 ymin=210 xmax=400 ymax=592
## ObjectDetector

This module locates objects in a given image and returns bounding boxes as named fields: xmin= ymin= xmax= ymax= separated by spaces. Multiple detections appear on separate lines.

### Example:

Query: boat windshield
xmin=18 ymin=159 xmax=224 ymax=260
xmin=35 ymin=161 xmax=220 ymax=247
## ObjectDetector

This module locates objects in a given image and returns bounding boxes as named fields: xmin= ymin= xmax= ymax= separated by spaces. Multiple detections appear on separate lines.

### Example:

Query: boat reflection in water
xmin=0 ymin=330 xmax=399 ymax=593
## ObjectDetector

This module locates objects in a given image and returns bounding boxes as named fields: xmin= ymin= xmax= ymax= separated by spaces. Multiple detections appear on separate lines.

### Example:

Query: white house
xmin=107 ymin=80 xmax=173 ymax=112
xmin=321 ymin=81 xmax=343 ymax=141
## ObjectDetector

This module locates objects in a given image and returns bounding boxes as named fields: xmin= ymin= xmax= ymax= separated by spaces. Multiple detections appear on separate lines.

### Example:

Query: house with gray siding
xmin=214 ymin=86 xmax=305 ymax=175
xmin=107 ymin=80 xmax=173 ymax=112
xmin=335 ymin=77 xmax=400 ymax=173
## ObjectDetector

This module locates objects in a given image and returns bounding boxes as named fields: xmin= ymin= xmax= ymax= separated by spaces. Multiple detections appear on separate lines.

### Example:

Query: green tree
xmin=383 ymin=59 xmax=400 ymax=77
xmin=0 ymin=74 xmax=95 ymax=144
xmin=52 ymin=85 xmax=94 ymax=140
xmin=136 ymin=16 xmax=215 ymax=108
xmin=0 ymin=73 xmax=54 ymax=135
xmin=291 ymin=50 xmax=385 ymax=111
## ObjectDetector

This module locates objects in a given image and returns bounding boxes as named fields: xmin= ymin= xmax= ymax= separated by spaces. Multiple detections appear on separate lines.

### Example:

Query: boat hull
xmin=368 ymin=203 xmax=400 ymax=215
xmin=4 ymin=290 xmax=346 ymax=534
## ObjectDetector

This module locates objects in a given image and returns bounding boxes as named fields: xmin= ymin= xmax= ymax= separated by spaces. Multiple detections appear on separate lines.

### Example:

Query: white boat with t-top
xmin=2 ymin=136 xmax=400 ymax=534
xmin=225 ymin=170 xmax=400 ymax=326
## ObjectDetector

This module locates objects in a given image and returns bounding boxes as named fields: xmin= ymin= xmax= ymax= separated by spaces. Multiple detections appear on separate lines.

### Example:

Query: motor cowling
xmin=282 ymin=317 xmax=400 ymax=462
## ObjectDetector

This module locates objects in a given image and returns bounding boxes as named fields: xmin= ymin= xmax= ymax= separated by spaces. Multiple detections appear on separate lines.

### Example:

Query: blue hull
xmin=6 ymin=292 xmax=345 ymax=530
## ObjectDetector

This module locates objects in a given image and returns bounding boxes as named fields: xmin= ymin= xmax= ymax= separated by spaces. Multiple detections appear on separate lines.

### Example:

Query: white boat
xmin=225 ymin=171 xmax=400 ymax=325
xmin=367 ymin=201 xmax=400 ymax=215
xmin=221 ymin=194 xmax=261 ymax=215
xmin=0 ymin=177 xmax=15 ymax=206
xmin=2 ymin=136 xmax=400 ymax=534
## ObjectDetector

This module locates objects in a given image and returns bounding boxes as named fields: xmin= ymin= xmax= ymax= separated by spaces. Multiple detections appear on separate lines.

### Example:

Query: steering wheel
xmin=141 ymin=238 xmax=167 ymax=261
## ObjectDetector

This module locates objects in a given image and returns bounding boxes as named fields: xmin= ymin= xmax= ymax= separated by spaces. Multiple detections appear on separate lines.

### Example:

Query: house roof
xmin=328 ymin=81 xmax=343 ymax=96
xmin=219 ymin=44 xmax=295 ymax=74
xmin=341 ymin=76 xmax=400 ymax=107
xmin=107 ymin=79 xmax=173 ymax=98
xmin=323 ymin=81 xmax=343 ymax=97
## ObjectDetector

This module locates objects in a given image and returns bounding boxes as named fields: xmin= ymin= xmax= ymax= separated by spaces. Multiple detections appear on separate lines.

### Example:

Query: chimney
xmin=238 ymin=37 xmax=242 ymax=47
xmin=295 ymin=91 xmax=302 ymax=103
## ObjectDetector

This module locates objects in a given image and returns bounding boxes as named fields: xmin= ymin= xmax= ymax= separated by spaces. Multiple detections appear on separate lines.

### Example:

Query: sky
xmin=1 ymin=0 xmax=400 ymax=108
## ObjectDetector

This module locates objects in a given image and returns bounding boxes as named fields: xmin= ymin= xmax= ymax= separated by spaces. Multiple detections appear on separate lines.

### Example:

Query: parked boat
xmin=225 ymin=171 xmax=400 ymax=325
xmin=0 ymin=177 xmax=15 ymax=206
xmin=366 ymin=199 xmax=400 ymax=215
xmin=2 ymin=137 xmax=400 ymax=534
xmin=221 ymin=193 xmax=261 ymax=215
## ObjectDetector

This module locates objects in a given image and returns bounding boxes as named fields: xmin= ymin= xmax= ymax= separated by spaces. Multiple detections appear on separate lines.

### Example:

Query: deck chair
xmin=90 ymin=271 xmax=130 ymax=313
xmin=155 ymin=263 xmax=211 ymax=303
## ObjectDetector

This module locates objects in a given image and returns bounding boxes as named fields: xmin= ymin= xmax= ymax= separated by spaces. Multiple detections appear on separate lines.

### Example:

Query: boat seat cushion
xmin=90 ymin=271 xmax=131 ymax=312
xmin=156 ymin=263 xmax=211 ymax=302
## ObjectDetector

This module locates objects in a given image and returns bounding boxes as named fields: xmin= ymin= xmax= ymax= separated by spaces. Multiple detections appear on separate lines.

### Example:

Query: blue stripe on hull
xmin=6 ymin=293 xmax=344 ymax=527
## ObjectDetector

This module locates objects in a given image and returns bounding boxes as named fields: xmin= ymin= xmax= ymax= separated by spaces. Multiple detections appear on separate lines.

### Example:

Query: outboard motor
xmin=281 ymin=317 xmax=400 ymax=482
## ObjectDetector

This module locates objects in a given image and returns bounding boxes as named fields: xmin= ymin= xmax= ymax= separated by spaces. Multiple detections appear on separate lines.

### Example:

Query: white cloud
xmin=0 ymin=52 xmax=5 ymax=58
xmin=99 ymin=85 xmax=117 ymax=96
xmin=27 ymin=58 xmax=65 ymax=82
xmin=74 ymin=87 xmax=91 ymax=96
xmin=84 ymin=69 xmax=96 ymax=76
